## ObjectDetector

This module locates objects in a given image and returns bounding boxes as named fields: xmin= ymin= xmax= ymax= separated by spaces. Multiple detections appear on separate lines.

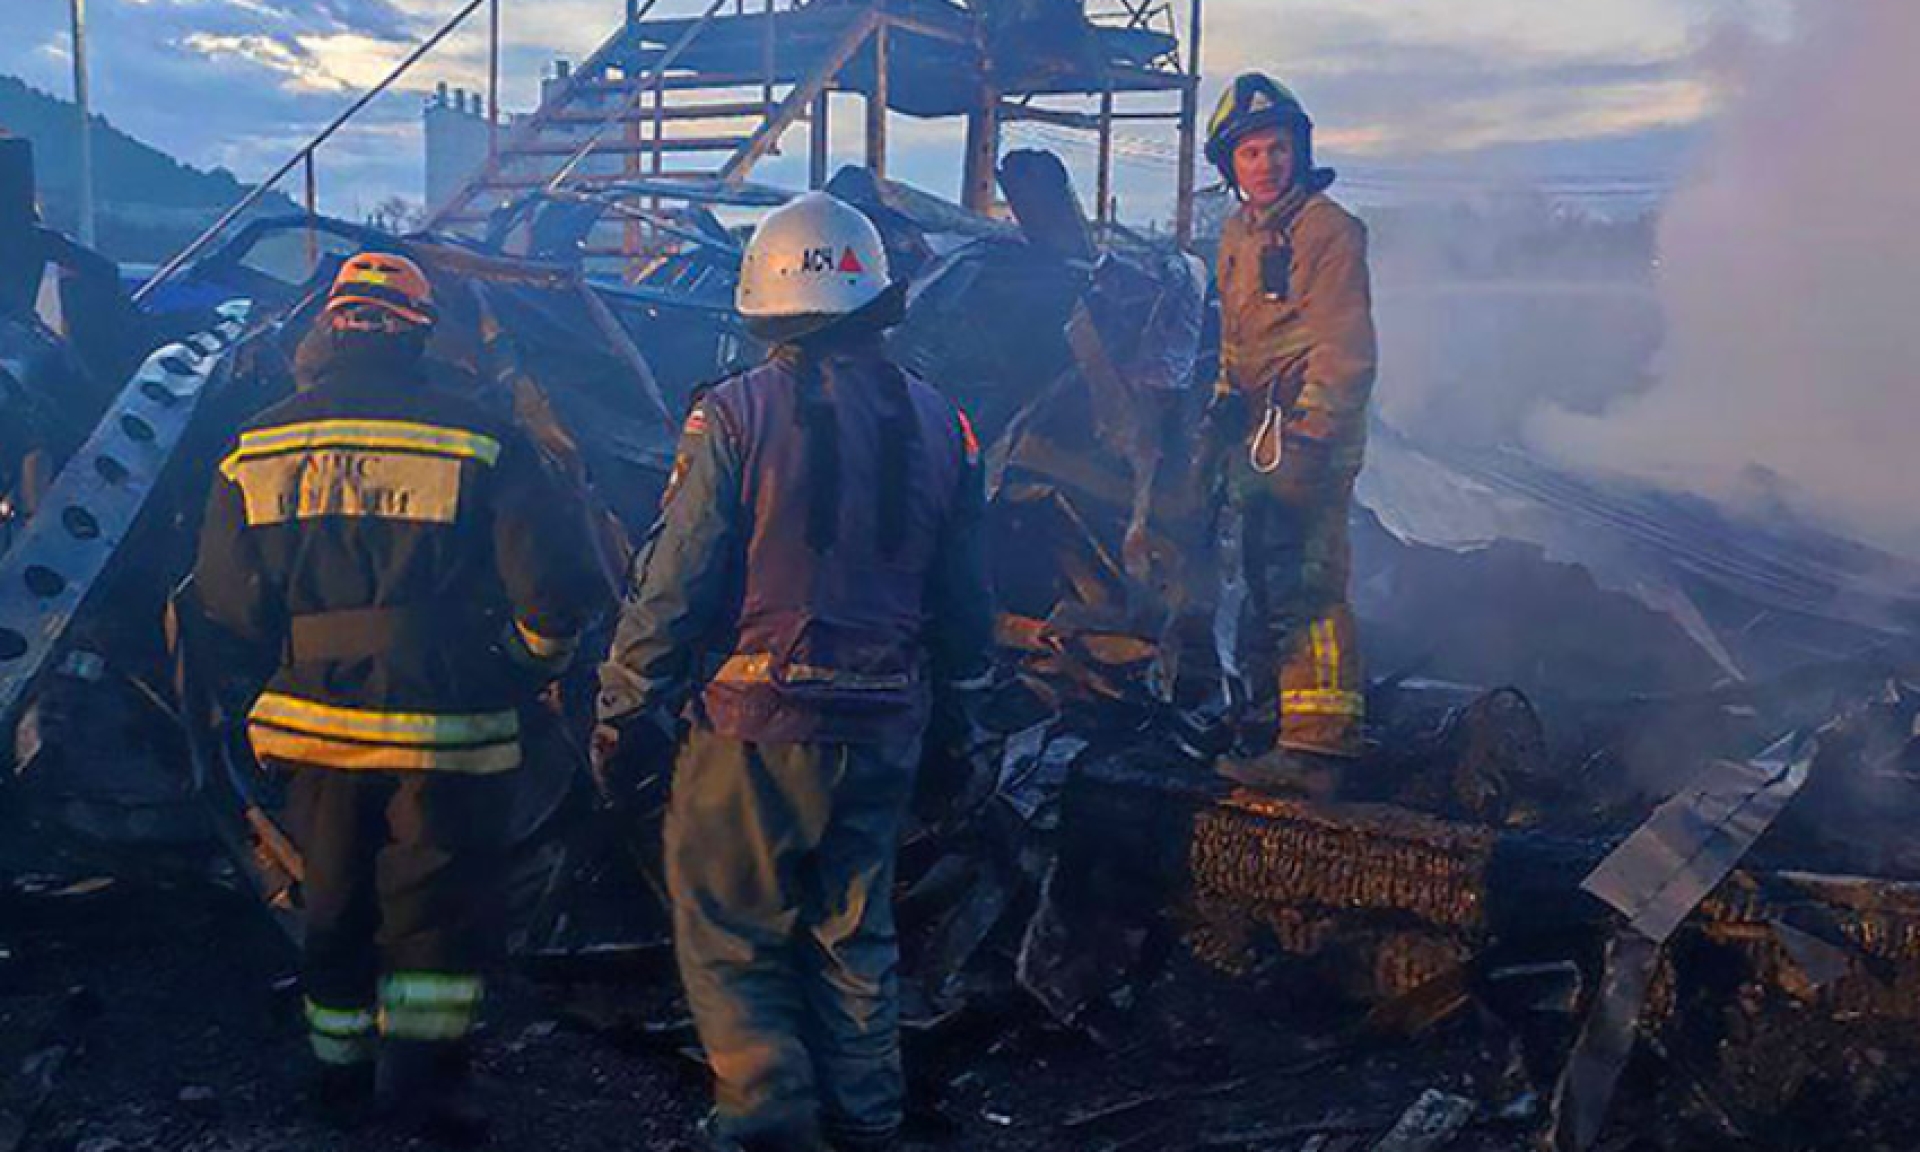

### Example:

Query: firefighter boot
xmin=1214 ymin=746 xmax=1345 ymax=801
xmin=378 ymin=1039 xmax=490 ymax=1147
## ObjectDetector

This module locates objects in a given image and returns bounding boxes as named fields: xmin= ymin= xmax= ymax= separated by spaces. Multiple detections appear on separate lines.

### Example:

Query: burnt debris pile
xmin=7 ymin=140 xmax=1920 ymax=1150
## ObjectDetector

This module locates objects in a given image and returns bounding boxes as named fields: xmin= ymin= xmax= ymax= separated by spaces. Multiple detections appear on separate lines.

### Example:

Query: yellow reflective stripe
xmin=248 ymin=725 xmax=521 ymax=774
xmin=1320 ymin=619 xmax=1345 ymax=689
xmin=305 ymin=999 xmax=376 ymax=1038
xmin=712 ymin=654 xmax=912 ymax=692
xmin=384 ymin=973 xmax=483 ymax=1008
xmin=310 ymin=1032 xmax=375 ymax=1066
xmin=220 ymin=419 xmax=501 ymax=479
xmin=251 ymin=692 xmax=519 ymax=748
xmin=1282 ymin=689 xmax=1365 ymax=717
xmin=380 ymin=973 xmax=482 ymax=1041
xmin=514 ymin=619 xmax=580 ymax=662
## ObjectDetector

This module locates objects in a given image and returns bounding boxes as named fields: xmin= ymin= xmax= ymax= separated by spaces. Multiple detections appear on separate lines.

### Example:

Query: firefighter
xmin=194 ymin=252 xmax=603 ymax=1142
xmin=593 ymin=193 xmax=994 ymax=1152
xmin=1203 ymin=74 xmax=1378 ymax=796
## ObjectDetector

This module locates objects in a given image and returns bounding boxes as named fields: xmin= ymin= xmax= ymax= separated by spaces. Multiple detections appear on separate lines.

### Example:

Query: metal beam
xmin=962 ymin=95 xmax=999 ymax=216
xmin=867 ymin=16 xmax=889 ymax=179
xmin=1 ymin=304 xmax=252 ymax=737
xmin=1174 ymin=0 xmax=1203 ymax=248
xmin=427 ymin=15 xmax=643 ymax=230
xmin=488 ymin=0 xmax=500 ymax=156
xmin=810 ymin=92 xmax=831 ymax=189
xmin=1096 ymin=87 xmax=1115 ymax=227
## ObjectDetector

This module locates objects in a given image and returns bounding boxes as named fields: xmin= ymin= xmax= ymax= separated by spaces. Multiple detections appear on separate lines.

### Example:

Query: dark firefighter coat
xmin=195 ymin=328 xmax=604 ymax=774
xmin=597 ymin=343 xmax=995 ymax=746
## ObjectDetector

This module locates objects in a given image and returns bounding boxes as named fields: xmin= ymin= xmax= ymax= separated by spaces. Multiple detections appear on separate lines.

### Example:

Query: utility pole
xmin=69 ymin=0 xmax=97 ymax=247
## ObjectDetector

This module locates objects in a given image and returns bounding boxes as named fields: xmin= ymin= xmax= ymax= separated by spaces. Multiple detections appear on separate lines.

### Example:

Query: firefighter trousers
xmin=282 ymin=764 xmax=515 ymax=1067
xmin=1228 ymin=473 xmax=1365 ymax=757
xmin=665 ymin=728 xmax=920 ymax=1148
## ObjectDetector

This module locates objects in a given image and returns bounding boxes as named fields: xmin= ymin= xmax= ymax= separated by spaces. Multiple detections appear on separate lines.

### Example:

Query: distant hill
xmin=0 ymin=73 xmax=296 ymax=264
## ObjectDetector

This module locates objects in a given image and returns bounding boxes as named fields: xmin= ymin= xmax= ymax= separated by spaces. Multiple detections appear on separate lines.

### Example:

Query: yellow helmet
xmin=1205 ymin=73 xmax=1313 ymax=186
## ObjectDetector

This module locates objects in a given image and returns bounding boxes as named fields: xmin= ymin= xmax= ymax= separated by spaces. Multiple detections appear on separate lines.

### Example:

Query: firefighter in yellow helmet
xmin=194 ymin=252 xmax=605 ymax=1142
xmin=1203 ymin=75 xmax=1377 ymax=795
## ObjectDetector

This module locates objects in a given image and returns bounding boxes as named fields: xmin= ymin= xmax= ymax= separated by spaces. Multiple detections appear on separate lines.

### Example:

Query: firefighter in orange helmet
xmin=195 ymin=251 xmax=605 ymax=1142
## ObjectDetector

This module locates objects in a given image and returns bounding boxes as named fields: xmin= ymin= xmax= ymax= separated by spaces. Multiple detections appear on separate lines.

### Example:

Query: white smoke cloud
xmin=1530 ymin=2 xmax=1920 ymax=557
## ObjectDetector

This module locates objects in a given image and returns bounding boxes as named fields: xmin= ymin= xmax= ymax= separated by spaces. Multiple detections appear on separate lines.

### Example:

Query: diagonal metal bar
xmin=545 ymin=0 xmax=734 ymax=192
xmin=719 ymin=8 xmax=879 ymax=186
xmin=426 ymin=6 xmax=656 ymax=229
xmin=135 ymin=0 xmax=486 ymax=303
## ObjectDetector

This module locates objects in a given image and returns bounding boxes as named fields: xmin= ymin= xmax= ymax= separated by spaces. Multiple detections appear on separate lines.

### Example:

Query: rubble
xmin=1370 ymin=1090 xmax=1476 ymax=1152
xmin=6 ymin=136 xmax=1920 ymax=1152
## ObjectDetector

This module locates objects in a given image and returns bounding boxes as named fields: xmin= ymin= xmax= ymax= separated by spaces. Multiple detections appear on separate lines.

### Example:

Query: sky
xmin=0 ymin=0 xmax=1796 ymax=222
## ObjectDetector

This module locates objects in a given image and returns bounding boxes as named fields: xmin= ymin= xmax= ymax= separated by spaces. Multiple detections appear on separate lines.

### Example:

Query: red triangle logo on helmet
xmin=838 ymin=247 xmax=866 ymax=275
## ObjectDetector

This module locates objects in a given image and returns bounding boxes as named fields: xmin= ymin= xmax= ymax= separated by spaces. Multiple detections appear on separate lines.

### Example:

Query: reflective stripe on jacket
xmin=195 ymin=326 xmax=606 ymax=773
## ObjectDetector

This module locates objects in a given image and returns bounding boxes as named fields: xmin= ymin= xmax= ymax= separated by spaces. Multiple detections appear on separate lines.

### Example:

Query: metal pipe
xmin=762 ymin=0 xmax=776 ymax=112
xmin=544 ymin=0 xmax=730 ymax=192
xmin=866 ymin=15 xmax=889 ymax=179
xmin=303 ymin=153 xmax=318 ymax=274
xmin=810 ymin=91 xmax=831 ymax=190
xmin=1096 ymin=87 xmax=1115 ymax=228
xmin=1173 ymin=0 xmax=1203 ymax=248
xmin=69 ymin=0 xmax=96 ymax=247
xmin=488 ymin=0 xmax=500 ymax=156
xmin=134 ymin=0 xmax=487 ymax=304
xmin=962 ymin=96 xmax=999 ymax=216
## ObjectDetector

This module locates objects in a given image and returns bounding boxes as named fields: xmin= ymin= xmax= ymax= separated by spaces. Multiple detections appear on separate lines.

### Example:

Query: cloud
xmin=1195 ymin=3 xmax=1747 ymax=159
xmin=0 ymin=0 xmax=1794 ymax=224
xmin=180 ymin=29 xmax=419 ymax=95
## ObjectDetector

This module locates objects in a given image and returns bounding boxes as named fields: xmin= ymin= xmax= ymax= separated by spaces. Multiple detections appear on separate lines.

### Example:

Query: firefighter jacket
xmin=194 ymin=328 xmax=604 ymax=774
xmin=1216 ymin=189 xmax=1377 ymax=491
xmin=597 ymin=342 xmax=995 ymax=746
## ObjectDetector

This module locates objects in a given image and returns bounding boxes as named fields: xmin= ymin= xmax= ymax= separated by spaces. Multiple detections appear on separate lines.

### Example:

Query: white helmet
xmin=736 ymin=192 xmax=893 ymax=340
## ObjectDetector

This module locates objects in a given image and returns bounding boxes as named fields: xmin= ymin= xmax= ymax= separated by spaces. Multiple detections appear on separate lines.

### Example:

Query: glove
xmin=589 ymin=708 xmax=680 ymax=809
xmin=1195 ymin=388 xmax=1249 ymax=478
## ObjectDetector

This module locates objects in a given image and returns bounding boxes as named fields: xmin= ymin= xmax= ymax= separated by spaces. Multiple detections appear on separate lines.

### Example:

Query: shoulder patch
xmin=662 ymin=401 xmax=716 ymax=508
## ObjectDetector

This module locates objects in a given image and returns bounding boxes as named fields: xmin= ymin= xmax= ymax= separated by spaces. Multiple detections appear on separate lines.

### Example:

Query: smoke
xmin=1529 ymin=3 xmax=1920 ymax=557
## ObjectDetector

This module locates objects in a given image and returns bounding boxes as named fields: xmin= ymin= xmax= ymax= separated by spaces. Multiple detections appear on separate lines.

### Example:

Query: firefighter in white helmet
xmin=594 ymin=193 xmax=994 ymax=1152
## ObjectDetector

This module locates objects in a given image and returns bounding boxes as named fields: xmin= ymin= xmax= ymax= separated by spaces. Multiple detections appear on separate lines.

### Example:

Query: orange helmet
xmin=325 ymin=251 xmax=436 ymax=329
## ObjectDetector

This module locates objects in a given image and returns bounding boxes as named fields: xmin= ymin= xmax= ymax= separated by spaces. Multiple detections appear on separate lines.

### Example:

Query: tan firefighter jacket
xmin=1216 ymin=191 xmax=1378 ymax=483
